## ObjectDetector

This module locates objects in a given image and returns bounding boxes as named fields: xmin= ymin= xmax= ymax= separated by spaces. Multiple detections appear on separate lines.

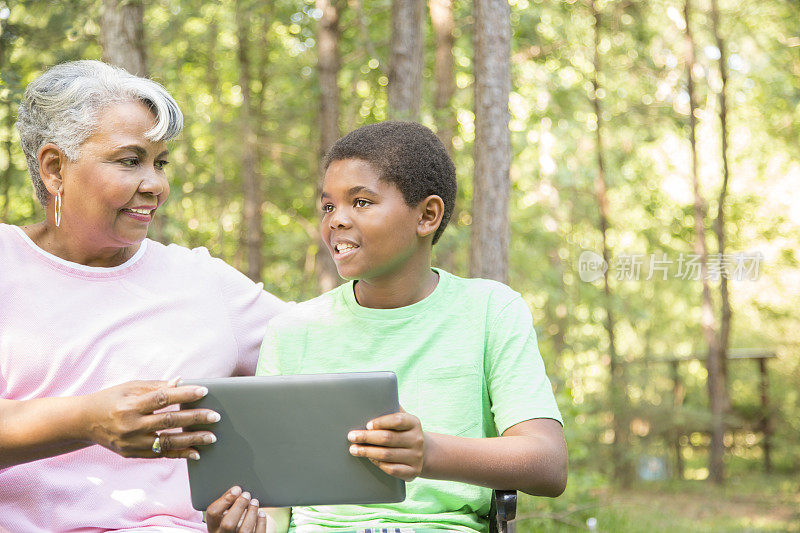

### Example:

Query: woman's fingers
xmin=84 ymin=380 xmax=220 ymax=459
xmin=160 ymin=447 xmax=200 ymax=461
xmin=144 ymin=408 xmax=220 ymax=432
xmin=110 ymin=426 xmax=215 ymax=459
xmin=158 ymin=428 xmax=216 ymax=448
xmin=138 ymin=384 xmax=209 ymax=414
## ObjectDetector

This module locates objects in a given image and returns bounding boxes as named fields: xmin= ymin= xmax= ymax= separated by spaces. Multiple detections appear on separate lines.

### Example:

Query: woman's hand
xmin=82 ymin=379 xmax=219 ymax=460
xmin=347 ymin=408 xmax=426 ymax=481
xmin=206 ymin=486 xmax=267 ymax=533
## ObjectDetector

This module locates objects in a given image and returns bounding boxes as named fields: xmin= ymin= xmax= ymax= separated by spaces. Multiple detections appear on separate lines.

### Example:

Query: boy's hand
xmin=347 ymin=408 xmax=425 ymax=481
xmin=206 ymin=486 xmax=267 ymax=533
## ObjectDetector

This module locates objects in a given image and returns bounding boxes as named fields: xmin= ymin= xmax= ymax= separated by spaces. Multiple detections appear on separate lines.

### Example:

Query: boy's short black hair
xmin=322 ymin=121 xmax=457 ymax=245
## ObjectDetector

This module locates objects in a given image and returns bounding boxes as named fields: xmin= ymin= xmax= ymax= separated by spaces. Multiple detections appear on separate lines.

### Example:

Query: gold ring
xmin=152 ymin=435 xmax=162 ymax=454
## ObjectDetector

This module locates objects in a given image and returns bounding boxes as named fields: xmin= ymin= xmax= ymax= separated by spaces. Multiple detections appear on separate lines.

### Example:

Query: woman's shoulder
xmin=147 ymin=240 xmax=286 ymax=311
xmin=0 ymin=223 xmax=25 ymax=246
xmin=0 ymin=224 xmax=39 ymax=267
xmin=143 ymin=240 xmax=253 ymax=286
xmin=150 ymin=241 xmax=228 ymax=271
xmin=269 ymin=284 xmax=347 ymax=328
xmin=0 ymin=225 xmax=20 ymax=280
xmin=151 ymin=240 xmax=211 ymax=260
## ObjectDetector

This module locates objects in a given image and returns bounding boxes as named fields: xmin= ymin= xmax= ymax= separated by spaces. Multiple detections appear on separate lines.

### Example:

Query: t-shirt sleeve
xmin=256 ymin=324 xmax=281 ymax=376
xmin=206 ymin=254 xmax=289 ymax=376
xmin=485 ymin=294 xmax=563 ymax=434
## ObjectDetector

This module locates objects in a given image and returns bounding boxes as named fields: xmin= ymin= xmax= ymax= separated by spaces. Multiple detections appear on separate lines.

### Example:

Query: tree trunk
xmin=388 ymin=0 xmax=423 ymax=120
xmin=236 ymin=0 xmax=264 ymax=282
xmin=100 ymin=0 xmax=147 ymax=76
xmin=591 ymin=0 xmax=631 ymax=487
xmin=670 ymin=360 xmax=685 ymax=479
xmin=206 ymin=18 xmax=229 ymax=255
xmin=710 ymin=0 xmax=732 ymax=411
xmin=470 ymin=0 xmax=510 ymax=283
xmin=429 ymin=0 xmax=455 ymax=154
xmin=316 ymin=0 xmax=343 ymax=292
xmin=100 ymin=0 xmax=165 ymax=241
xmin=684 ymin=0 xmax=725 ymax=484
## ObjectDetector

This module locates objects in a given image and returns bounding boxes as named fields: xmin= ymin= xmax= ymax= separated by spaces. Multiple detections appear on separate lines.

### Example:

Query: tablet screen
xmin=181 ymin=372 xmax=406 ymax=509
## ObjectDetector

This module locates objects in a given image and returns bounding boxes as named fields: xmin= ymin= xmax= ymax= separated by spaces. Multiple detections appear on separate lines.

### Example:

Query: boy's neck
xmin=354 ymin=261 xmax=439 ymax=309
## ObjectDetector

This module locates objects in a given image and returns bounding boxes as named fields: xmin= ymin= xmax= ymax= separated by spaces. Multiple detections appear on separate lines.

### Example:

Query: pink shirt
xmin=0 ymin=224 xmax=288 ymax=532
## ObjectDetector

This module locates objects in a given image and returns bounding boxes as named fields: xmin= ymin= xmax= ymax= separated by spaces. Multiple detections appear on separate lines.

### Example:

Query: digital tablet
xmin=180 ymin=372 xmax=406 ymax=510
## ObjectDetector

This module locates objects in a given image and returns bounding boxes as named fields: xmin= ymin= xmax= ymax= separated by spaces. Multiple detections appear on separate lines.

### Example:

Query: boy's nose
xmin=329 ymin=210 xmax=352 ymax=229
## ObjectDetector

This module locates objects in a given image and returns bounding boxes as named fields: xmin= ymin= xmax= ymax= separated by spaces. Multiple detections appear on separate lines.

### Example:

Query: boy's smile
xmin=333 ymin=239 xmax=359 ymax=259
xmin=320 ymin=158 xmax=423 ymax=284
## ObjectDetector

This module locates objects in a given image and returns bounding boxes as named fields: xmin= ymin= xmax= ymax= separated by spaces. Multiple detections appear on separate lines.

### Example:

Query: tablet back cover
xmin=181 ymin=372 xmax=405 ymax=509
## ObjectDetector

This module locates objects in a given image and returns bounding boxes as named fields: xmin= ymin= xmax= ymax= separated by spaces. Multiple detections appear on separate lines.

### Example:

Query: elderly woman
xmin=0 ymin=60 xmax=286 ymax=531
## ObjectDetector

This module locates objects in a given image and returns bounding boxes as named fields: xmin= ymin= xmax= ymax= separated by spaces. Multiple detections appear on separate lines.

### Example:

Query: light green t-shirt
xmin=256 ymin=268 xmax=562 ymax=533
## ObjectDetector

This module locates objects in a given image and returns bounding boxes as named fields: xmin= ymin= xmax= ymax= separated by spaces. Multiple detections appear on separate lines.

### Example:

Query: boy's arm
xmin=348 ymin=292 xmax=567 ymax=496
xmin=348 ymin=413 xmax=567 ymax=497
xmin=424 ymin=418 xmax=567 ymax=496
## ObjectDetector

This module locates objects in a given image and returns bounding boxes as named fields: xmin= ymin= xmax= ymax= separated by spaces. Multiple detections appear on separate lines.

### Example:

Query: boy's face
xmin=320 ymin=158 xmax=422 ymax=282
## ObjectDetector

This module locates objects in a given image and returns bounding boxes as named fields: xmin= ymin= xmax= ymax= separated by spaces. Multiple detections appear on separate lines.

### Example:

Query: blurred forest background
xmin=1 ymin=0 xmax=799 ymax=530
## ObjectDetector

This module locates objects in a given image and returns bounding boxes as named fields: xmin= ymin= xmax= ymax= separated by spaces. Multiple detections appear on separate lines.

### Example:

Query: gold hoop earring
xmin=55 ymin=191 xmax=62 ymax=228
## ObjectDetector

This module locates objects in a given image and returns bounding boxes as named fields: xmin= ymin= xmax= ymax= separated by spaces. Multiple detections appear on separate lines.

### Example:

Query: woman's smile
xmin=120 ymin=206 xmax=157 ymax=222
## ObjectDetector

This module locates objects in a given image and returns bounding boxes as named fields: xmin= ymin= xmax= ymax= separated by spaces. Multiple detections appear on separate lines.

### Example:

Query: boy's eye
xmin=321 ymin=203 xmax=334 ymax=213
xmin=155 ymin=160 xmax=169 ymax=170
xmin=120 ymin=158 xmax=139 ymax=167
xmin=354 ymin=199 xmax=371 ymax=208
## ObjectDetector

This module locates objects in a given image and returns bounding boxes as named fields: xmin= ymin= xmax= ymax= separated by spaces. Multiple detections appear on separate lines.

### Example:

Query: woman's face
xmin=59 ymin=100 xmax=170 ymax=250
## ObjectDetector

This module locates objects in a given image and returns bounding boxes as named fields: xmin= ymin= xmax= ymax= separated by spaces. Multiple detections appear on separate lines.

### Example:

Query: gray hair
xmin=15 ymin=60 xmax=183 ymax=207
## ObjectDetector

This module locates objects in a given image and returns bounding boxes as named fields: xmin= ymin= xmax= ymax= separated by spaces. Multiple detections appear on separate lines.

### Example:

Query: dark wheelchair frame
xmin=489 ymin=489 xmax=517 ymax=533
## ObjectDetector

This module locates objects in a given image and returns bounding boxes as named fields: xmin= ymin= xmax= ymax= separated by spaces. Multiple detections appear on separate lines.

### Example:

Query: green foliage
xmin=515 ymin=472 xmax=800 ymax=532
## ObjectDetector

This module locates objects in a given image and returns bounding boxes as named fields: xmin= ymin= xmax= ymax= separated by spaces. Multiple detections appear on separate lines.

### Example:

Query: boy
xmin=207 ymin=121 xmax=566 ymax=533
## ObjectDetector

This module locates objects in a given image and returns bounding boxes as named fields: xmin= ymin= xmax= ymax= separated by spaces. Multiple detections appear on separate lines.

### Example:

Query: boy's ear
xmin=416 ymin=195 xmax=445 ymax=239
xmin=38 ymin=143 xmax=65 ymax=197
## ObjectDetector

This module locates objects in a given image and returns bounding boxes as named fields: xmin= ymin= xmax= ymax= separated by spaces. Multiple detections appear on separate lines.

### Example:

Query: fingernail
xmin=231 ymin=486 xmax=242 ymax=496
xmin=349 ymin=445 xmax=358 ymax=455
xmin=242 ymin=492 xmax=251 ymax=500
xmin=205 ymin=433 xmax=217 ymax=444
xmin=196 ymin=386 xmax=208 ymax=397
xmin=366 ymin=421 xmax=374 ymax=430
xmin=347 ymin=431 xmax=356 ymax=441
xmin=251 ymin=498 xmax=259 ymax=506
xmin=168 ymin=376 xmax=181 ymax=387
xmin=207 ymin=411 xmax=221 ymax=423
xmin=258 ymin=510 xmax=266 ymax=518
xmin=189 ymin=451 xmax=200 ymax=460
